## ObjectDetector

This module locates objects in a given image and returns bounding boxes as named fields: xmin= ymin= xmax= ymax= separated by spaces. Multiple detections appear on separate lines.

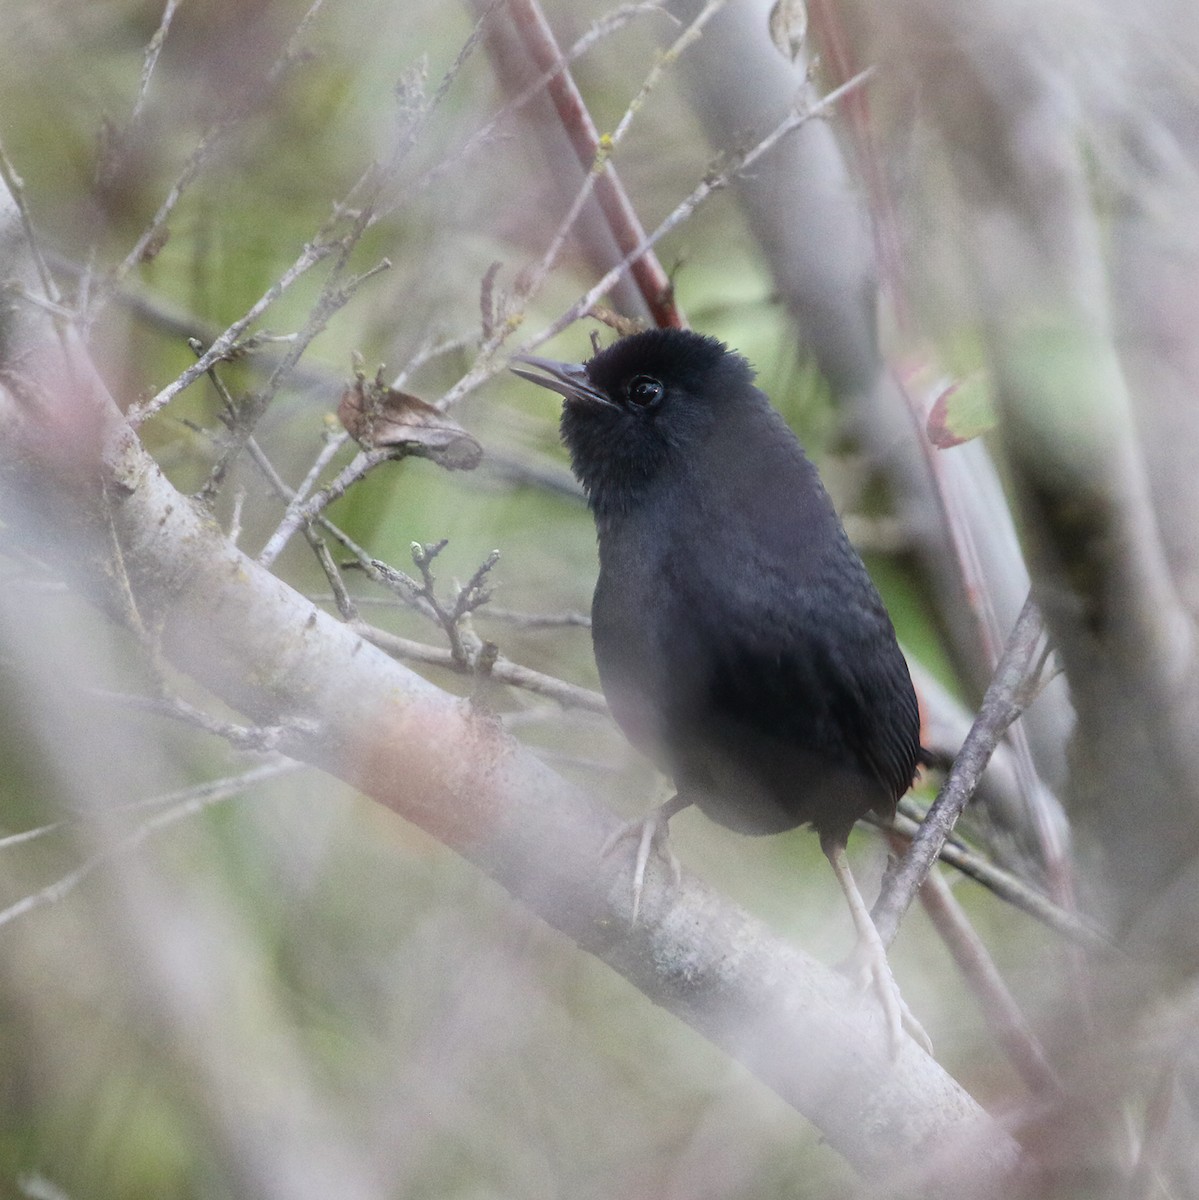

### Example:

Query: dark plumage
xmin=511 ymin=328 xmax=925 ymax=1051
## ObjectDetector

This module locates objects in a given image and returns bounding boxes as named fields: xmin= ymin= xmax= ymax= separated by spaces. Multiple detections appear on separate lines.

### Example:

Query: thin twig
xmin=866 ymin=808 xmax=1108 ymax=948
xmin=872 ymin=595 xmax=1051 ymax=947
xmin=406 ymin=4 xmax=671 ymax=213
xmin=200 ymin=256 xmax=391 ymax=500
xmin=104 ymin=0 xmax=328 ymax=310
xmin=477 ymin=605 xmax=591 ymax=628
xmin=505 ymin=0 xmax=707 ymax=327
xmin=305 ymin=527 xmax=358 ymax=621
xmin=0 ymin=140 xmax=62 ymax=306
xmin=257 ymin=446 xmax=392 ymax=568
xmin=289 ymin=428 xmax=351 ymax=511
xmin=87 ymin=688 xmax=312 ymax=752
xmin=348 ymin=556 xmax=438 ymax=621
xmin=0 ymin=822 xmax=62 ymax=853
xmin=189 ymin=336 xmax=250 ymax=507
xmin=914 ymin=859 xmax=1062 ymax=1098
xmin=130 ymin=239 xmax=344 ymax=424
xmin=409 ymin=540 xmax=500 ymax=666
xmin=305 ymin=595 xmax=591 ymax=627
xmin=0 ymin=760 xmax=304 ymax=931
xmin=519 ymin=65 xmax=877 ymax=354
xmin=392 ymin=332 xmax=476 ymax=388
xmin=353 ymin=620 xmax=607 ymax=712
xmin=254 ymin=427 xmax=353 ymax=570
xmin=131 ymin=0 xmax=182 ymax=127
xmin=432 ymin=66 xmax=877 ymax=419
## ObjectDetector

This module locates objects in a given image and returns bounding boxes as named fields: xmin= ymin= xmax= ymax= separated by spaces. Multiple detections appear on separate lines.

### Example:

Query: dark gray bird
xmin=511 ymin=328 xmax=925 ymax=1049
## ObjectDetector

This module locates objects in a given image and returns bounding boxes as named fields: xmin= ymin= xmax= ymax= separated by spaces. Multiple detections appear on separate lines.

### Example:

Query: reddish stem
xmin=507 ymin=0 xmax=684 ymax=329
xmin=806 ymin=0 xmax=909 ymax=331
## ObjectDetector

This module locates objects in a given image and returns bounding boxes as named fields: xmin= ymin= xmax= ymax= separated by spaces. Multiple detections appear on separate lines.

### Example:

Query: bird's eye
xmin=626 ymin=375 xmax=664 ymax=408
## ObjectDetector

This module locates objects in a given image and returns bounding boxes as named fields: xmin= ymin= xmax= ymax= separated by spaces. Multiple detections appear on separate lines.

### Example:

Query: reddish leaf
xmin=926 ymin=374 xmax=996 ymax=449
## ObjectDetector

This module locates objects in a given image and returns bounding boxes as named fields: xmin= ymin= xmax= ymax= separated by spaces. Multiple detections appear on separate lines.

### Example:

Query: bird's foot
xmin=601 ymin=795 xmax=687 ymax=924
xmin=841 ymin=932 xmax=933 ymax=1059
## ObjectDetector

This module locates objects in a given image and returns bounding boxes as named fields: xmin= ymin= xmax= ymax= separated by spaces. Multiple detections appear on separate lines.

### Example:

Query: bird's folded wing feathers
xmin=668 ymin=567 xmax=919 ymax=804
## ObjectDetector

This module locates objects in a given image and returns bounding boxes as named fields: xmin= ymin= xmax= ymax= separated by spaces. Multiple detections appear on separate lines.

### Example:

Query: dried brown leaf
xmin=338 ymin=370 xmax=483 ymax=470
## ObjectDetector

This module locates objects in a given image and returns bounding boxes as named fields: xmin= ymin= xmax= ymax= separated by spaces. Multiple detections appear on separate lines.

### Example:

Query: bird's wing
xmin=663 ymin=547 xmax=920 ymax=807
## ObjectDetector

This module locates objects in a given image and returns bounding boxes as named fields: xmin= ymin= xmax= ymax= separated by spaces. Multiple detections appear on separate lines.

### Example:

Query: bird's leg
xmin=602 ymin=792 xmax=691 ymax=924
xmin=822 ymin=837 xmax=932 ymax=1058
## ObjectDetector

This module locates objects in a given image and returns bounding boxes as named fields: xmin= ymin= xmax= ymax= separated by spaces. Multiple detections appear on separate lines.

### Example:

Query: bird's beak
xmin=509 ymin=353 xmax=616 ymax=408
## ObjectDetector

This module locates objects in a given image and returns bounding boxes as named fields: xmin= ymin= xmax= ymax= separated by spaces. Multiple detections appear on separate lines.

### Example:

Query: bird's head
xmin=510 ymin=329 xmax=756 ymax=517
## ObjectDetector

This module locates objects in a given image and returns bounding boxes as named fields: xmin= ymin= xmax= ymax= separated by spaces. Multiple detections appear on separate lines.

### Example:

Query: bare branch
xmin=518 ymin=65 xmax=876 ymax=354
xmin=872 ymin=597 xmax=1050 ymax=947
xmin=869 ymin=807 xmax=1109 ymax=950
xmin=87 ymin=688 xmax=314 ymax=753
xmin=103 ymin=0 xmax=329 ymax=312
xmin=353 ymin=620 xmax=607 ymax=713
xmin=131 ymin=0 xmax=183 ymax=125
xmin=0 ymin=761 xmax=302 ymax=930
xmin=915 ymin=863 xmax=1062 ymax=1100
xmin=129 ymin=238 xmax=344 ymax=424
xmin=503 ymin=0 xmax=716 ymax=328
xmin=256 ymin=445 xmax=390 ymax=568
xmin=0 ymin=140 xmax=62 ymax=308
xmin=200 ymin=255 xmax=393 ymax=501
xmin=402 ymin=5 xmax=671 ymax=212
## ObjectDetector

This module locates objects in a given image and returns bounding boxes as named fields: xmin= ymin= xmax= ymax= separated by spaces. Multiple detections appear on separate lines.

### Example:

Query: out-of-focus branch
xmin=874 ymin=0 xmax=1199 ymax=965
xmin=0 ymin=182 xmax=1017 ymax=1195
xmin=99 ymin=0 xmax=328 ymax=321
xmin=907 ymin=655 xmax=1036 ymax=866
xmin=805 ymin=0 xmax=908 ymax=326
xmin=519 ymin=65 xmax=876 ymax=354
xmin=0 ymin=759 xmax=302 ymax=929
xmin=1111 ymin=122 xmax=1199 ymax=622
xmin=472 ymin=1 xmax=649 ymax=324
xmin=847 ymin=4 xmax=1199 ymax=1187
xmin=914 ymin=863 xmax=1061 ymax=1101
